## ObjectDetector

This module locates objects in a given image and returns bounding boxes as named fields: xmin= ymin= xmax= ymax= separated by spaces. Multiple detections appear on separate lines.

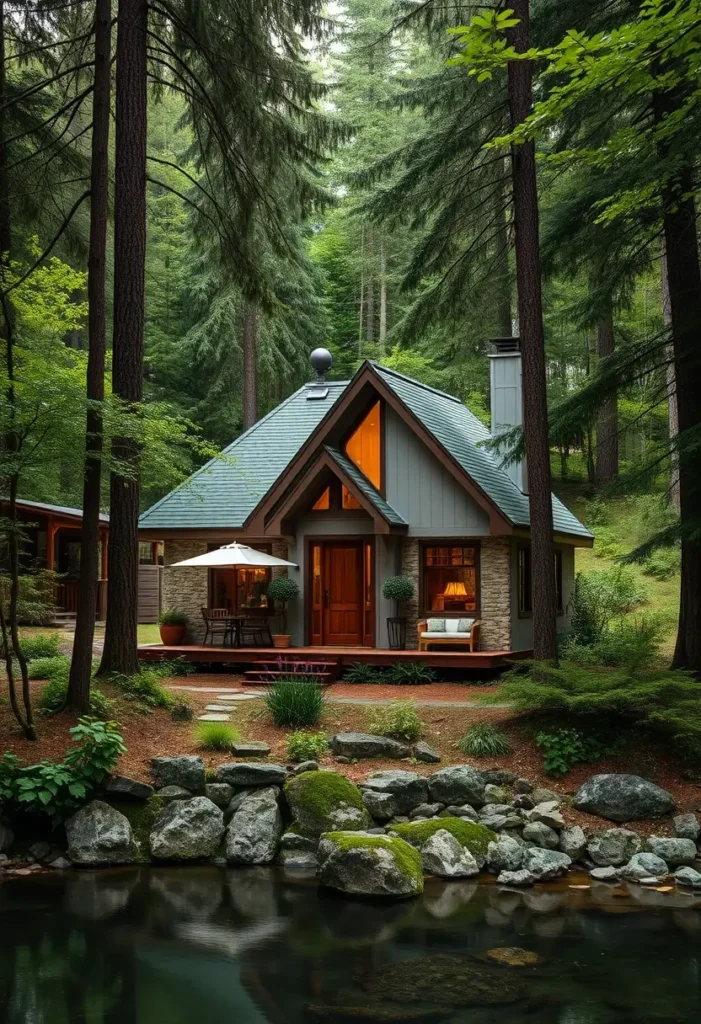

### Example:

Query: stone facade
xmin=479 ymin=537 xmax=512 ymax=650
xmin=400 ymin=538 xmax=420 ymax=649
xmin=271 ymin=540 xmax=289 ymax=580
xmin=163 ymin=540 xmax=208 ymax=642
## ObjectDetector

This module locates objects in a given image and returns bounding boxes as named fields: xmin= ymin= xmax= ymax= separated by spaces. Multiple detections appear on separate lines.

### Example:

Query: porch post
xmin=46 ymin=516 xmax=56 ymax=572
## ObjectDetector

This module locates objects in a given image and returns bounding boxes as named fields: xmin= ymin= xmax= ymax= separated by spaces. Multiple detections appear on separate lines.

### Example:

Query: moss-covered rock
xmin=318 ymin=831 xmax=423 ymax=898
xmin=389 ymin=818 xmax=496 ymax=869
xmin=285 ymin=771 xmax=371 ymax=837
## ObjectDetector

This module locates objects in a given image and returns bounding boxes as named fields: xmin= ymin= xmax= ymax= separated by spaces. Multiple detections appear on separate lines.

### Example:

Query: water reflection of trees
xmin=1 ymin=869 xmax=701 ymax=1023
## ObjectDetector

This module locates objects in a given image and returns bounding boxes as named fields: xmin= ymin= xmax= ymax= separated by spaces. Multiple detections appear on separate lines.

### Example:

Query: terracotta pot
xmin=272 ymin=634 xmax=291 ymax=649
xmin=159 ymin=624 xmax=186 ymax=646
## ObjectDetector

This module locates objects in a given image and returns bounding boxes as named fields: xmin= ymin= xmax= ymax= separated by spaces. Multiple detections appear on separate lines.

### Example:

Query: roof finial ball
xmin=310 ymin=347 xmax=333 ymax=382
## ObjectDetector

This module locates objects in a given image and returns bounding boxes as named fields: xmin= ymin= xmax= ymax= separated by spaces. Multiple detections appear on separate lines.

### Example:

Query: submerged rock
xmin=226 ymin=787 xmax=282 ymax=864
xmin=483 ymin=947 xmax=541 ymax=967
xmin=329 ymin=733 xmax=411 ymax=759
xmin=362 ymin=770 xmax=429 ymax=814
xmin=360 ymin=953 xmax=528 ymax=1006
xmin=619 ymin=852 xmax=669 ymax=881
xmin=286 ymin=770 xmax=371 ymax=837
xmin=150 ymin=755 xmax=205 ymax=793
xmin=587 ymin=828 xmax=642 ymax=867
xmin=648 ymin=836 xmax=698 ymax=866
xmin=574 ymin=774 xmax=675 ymax=822
xmin=389 ymin=818 xmax=496 ymax=869
xmin=66 ymin=800 xmax=137 ymax=866
xmin=149 ymin=797 xmax=224 ymax=860
xmin=317 ymin=831 xmax=423 ymax=898
xmin=590 ymin=865 xmax=619 ymax=882
xmin=428 ymin=765 xmax=485 ymax=808
xmin=421 ymin=829 xmax=480 ymax=878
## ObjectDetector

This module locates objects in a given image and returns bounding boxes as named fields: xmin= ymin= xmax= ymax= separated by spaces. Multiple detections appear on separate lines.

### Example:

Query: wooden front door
xmin=310 ymin=540 xmax=373 ymax=646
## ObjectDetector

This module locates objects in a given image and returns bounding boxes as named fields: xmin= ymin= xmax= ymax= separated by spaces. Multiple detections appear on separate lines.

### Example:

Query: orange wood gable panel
xmin=245 ymin=362 xmax=512 ymax=536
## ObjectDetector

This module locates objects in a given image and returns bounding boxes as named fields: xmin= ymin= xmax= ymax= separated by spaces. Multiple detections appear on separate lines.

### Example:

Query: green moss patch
xmin=321 ymin=831 xmax=423 ymax=889
xmin=389 ymin=818 xmax=496 ymax=857
xmin=285 ymin=771 xmax=371 ymax=837
xmin=108 ymin=795 xmax=167 ymax=863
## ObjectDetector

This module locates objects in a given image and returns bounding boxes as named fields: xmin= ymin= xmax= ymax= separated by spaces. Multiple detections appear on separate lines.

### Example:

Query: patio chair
xmin=201 ymin=607 xmax=234 ymax=646
xmin=239 ymin=617 xmax=273 ymax=647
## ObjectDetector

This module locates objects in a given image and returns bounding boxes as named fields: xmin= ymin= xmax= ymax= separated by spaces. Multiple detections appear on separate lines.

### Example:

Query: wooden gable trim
xmin=245 ymin=362 xmax=513 ymax=536
xmin=264 ymin=448 xmax=405 ymax=536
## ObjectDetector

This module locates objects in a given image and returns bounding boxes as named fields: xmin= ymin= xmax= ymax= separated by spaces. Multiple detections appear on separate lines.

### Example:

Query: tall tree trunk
xmin=662 ymin=177 xmax=701 ymax=673
xmin=494 ymin=163 xmax=512 ymax=336
xmin=507 ymin=0 xmax=557 ymax=663
xmin=0 ymin=1 xmax=34 ymax=738
xmin=98 ymin=0 xmax=148 ymax=677
xmin=366 ymin=228 xmax=375 ymax=343
xmin=67 ymin=0 xmax=111 ymax=711
xmin=242 ymin=303 xmax=258 ymax=430
xmin=378 ymin=239 xmax=387 ymax=353
xmin=595 ymin=301 xmax=618 ymax=487
xmin=661 ymin=249 xmax=680 ymax=511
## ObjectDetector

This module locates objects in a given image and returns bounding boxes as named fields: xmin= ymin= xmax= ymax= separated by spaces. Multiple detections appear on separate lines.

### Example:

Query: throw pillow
xmin=457 ymin=618 xmax=474 ymax=632
xmin=426 ymin=618 xmax=446 ymax=632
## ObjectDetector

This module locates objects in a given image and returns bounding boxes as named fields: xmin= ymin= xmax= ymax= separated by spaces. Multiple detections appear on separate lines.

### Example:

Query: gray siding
xmin=489 ymin=352 xmax=527 ymax=492
xmin=509 ymin=541 xmax=575 ymax=652
xmin=385 ymin=407 xmax=490 ymax=536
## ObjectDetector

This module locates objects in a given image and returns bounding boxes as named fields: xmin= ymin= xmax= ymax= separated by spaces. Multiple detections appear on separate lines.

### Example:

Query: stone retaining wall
xmin=479 ymin=537 xmax=512 ymax=651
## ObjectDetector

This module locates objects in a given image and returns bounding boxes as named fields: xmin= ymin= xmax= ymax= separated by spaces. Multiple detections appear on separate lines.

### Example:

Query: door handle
xmin=324 ymin=589 xmax=330 ymax=609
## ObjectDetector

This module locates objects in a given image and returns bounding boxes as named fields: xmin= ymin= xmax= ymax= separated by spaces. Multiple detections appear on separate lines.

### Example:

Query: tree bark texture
xmin=494 ymin=163 xmax=512 ymax=336
xmin=68 ymin=0 xmax=111 ymax=710
xmin=378 ymin=239 xmax=387 ymax=352
xmin=242 ymin=303 xmax=258 ymax=430
xmin=595 ymin=301 xmax=618 ymax=487
xmin=99 ymin=0 xmax=147 ymax=677
xmin=507 ymin=0 xmax=558 ymax=662
xmin=366 ymin=228 xmax=375 ymax=343
xmin=661 ymin=248 xmax=680 ymax=511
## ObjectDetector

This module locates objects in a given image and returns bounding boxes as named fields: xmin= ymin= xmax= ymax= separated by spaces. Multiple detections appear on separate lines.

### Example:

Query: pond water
xmin=1 ymin=867 xmax=701 ymax=1023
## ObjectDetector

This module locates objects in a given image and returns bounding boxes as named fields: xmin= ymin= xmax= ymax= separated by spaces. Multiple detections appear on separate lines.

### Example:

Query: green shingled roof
xmin=139 ymin=362 xmax=591 ymax=540
xmin=324 ymin=446 xmax=407 ymax=527
xmin=138 ymin=382 xmax=347 ymax=530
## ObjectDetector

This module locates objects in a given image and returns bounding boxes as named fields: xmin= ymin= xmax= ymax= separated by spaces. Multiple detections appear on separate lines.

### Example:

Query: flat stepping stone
xmin=230 ymin=741 xmax=271 ymax=757
xmin=197 ymin=714 xmax=232 ymax=722
xmin=214 ymin=693 xmax=261 ymax=701
xmin=205 ymin=705 xmax=237 ymax=712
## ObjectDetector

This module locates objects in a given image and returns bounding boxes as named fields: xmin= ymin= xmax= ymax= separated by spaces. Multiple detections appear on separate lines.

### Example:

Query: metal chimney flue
xmin=488 ymin=337 xmax=528 ymax=493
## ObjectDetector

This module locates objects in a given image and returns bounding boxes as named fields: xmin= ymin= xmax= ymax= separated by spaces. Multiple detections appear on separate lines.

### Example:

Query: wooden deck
xmin=138 ymin=643 xmax=531 ymax=673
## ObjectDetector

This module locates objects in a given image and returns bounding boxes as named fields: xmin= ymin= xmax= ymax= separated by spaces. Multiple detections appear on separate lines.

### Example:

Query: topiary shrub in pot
xmin=382 ymin=575 xmax=415 ymax=650
xmin=267 ymin=576 xmax=300 ymax=647
xmin=158 ymin=608 xmax=188 ymax=646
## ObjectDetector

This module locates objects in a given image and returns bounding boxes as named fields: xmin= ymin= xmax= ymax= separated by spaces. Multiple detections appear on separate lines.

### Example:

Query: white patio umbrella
xmin=171 ymin=541 xmax=297 ymax=569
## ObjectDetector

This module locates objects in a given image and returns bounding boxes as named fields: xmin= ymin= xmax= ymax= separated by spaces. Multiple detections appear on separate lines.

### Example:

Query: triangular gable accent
xmin=246 ymin=361 xmax=513 ymax=536
xmin=263 ymin=446 xmax=407 ymax=535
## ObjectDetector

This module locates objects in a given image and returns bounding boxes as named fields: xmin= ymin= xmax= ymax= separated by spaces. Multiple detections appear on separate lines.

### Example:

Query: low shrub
xmin=0 ymin=717 xmax=126 ymax=823
xmin=367 ymin=700 xmax=422 ymax=743
xmin=569 ymin=566 xmax=646 ymax=646
xmin=286 ymin=730 xmax=329 ymax=762
xmin=151 ymin=656 xmax=195 ymax=677
xmin=158 ymin=608 xmax=188 ymax=627
xmin=641 ymin=547 xmax=680 ymax=580
xmin=343 ymin=662 xmax=386 ymax=684
xmin=193 ymin=721 xmax=239 ymax=751
xmin=386 ymin=661 xmax=437 ymax=686
xmin=456 ymin=721 xmax=512 ymax=758
xmin=14 ymin=632 xmax=61 ymax=661
xmin=108 ymin=670 xmax=173 ymax=711
xmin=562 ymin=615 xmax=664 ymax=672
xmin=266 ymin=679 xmax=325 ymax=727
xmin=592 ymin=526 xmax=622 ymax=559
xmin=27 ymin=655 xmax=70 ymax=681
xmin=583 ymin=497 xmax=610 ymax=527
xmin=536 ymin=727 xmax=605 ymax=777
xmin=37 ymin=676 xmax=114 ymax=718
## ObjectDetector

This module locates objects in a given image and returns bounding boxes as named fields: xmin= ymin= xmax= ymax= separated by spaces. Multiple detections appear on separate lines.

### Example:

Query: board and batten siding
xmin=384 ymin=407 xmax=490 ymax=536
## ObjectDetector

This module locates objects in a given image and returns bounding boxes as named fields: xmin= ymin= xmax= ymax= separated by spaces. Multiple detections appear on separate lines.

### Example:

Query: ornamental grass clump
xmin=266 ymin=679 xmax=325 ymax=728
xmin=456 ymin=721 xmax=513 ymax=758
xmin=367 ymin=700 xmax=423 ymax=743
xmin=194 ymin=721 xmax=239 ymax=751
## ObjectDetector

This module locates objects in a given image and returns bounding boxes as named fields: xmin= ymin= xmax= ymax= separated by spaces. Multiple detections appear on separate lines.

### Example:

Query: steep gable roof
xmin=324 ymin=447 xmax=407 ymax=527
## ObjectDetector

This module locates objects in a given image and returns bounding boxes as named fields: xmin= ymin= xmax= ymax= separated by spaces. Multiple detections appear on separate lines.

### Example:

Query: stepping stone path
xmin=197 ymin=713 xmax=232 ymax=722
xmin=205 ymin=705 xmax=237 ymax=713
xmin=213 ymin=693 xmax=263 ymax=702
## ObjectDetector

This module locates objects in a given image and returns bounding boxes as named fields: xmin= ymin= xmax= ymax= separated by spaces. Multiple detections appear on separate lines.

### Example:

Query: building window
xmin=423 ymin=545 xmax=478 ymax=614
xmin=517 ymin=545 xmax=564 ymax=615
xmin=311 ymin=487 xmax=330 ymax=511
xmin=209 ymin=543 xmax=272 ymax=611
xmin=345 ymin=400 xmax=381 ymax=488
xmin=341 ymin=485 xmax=363 ymax=510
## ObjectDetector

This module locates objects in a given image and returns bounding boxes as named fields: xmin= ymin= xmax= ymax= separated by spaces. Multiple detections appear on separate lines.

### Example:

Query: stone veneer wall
xmin=479 ymin=537 xmax=512 ymax=650
xmin=400 ymin=538 xmax=420 ymax=649
xmin=163 ymin=540 xmax=208 ymax=642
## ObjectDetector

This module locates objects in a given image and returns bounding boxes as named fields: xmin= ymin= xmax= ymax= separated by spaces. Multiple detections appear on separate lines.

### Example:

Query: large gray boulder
xmin=523 ymin=821 xmax=559 ymax=850
xmin=647 ymin=836 xmax=698 ymax=867
xmin=673 ymin=814 xmax=700 ymax=842
xmin=205 ymin=783 xmax=234 ymax=808
xmin=329 ymin=732 xmax=411 ymax=759
xmin=421 ymin=829 xmax=480 ymax=878
xmin=216 ymin=763 xmax=287 ymax=787
xmin=66 ymin=800 xmax=137 ymax=866
xmin=587 ymin=828 xmax=641 ymax=867
xmin=522 ymin=847 xmax=571 ymax=881
xmin=285 ymin=771 xmax=371 ymax=837
xmin=362 ymin=770 xmax=429 ymax=814
xmin=620 ymin=851 xmax=668 ymax=881
xmin=362 ymin=789 xmax=398 ymax=821
xmin=573 ymin=774 xmax=675 ymax=822
xmin=413 ymin=741 xmax=441 ymax=764
xmin=151 ymin=756 xmax=205 ymax=793
xmin=149 ymin=797 xmax=224 ymax=860
xmin=487 ymin=835 xmax=524 ymax=872
xmin=559 ymin=825 xmax=587 ymax=861
xmin=317 ymin=831 xmax=423 ymax=898
xmin=428 ymin=765 xmax=485 ymax=808
xmin=528 ymin=801 xmax=565 ymax=830
xmin=226 ymin=787 xmax=282 ymax=864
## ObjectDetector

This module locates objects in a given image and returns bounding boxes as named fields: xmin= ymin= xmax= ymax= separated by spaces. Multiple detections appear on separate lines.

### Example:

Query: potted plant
xmin=158 ymin=608 xmax=188 ymax=646
xmin=382 ymin=575 xmax=415 ymax=650
xmin=266 ymin=576 xmax=300 ymax=648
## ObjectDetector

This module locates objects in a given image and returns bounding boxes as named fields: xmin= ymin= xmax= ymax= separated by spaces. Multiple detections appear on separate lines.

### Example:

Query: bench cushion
xmin=421 ymin=631 xmax=471 ymax=639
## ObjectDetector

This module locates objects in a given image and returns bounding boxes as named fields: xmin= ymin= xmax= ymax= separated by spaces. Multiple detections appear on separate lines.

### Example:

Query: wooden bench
xmin=417 ymin=619 xmax=481 ymax=652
